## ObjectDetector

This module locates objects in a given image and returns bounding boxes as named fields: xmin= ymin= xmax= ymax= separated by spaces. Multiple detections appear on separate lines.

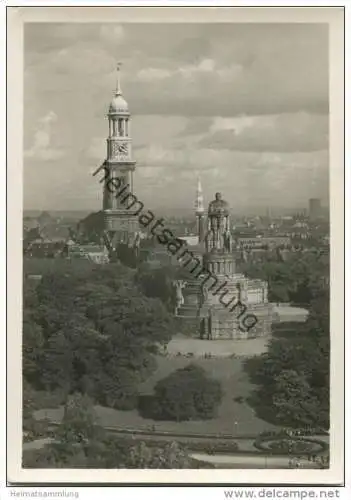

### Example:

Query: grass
xmin=35 ymin=355 xmax=277 ymax=437
xmin=167 ymin=335 xmax=269 ymax=358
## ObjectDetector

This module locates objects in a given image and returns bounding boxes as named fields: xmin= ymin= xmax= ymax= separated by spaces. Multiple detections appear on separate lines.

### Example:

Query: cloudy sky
xmin=24 ymin=22 xmax=329 ymax=212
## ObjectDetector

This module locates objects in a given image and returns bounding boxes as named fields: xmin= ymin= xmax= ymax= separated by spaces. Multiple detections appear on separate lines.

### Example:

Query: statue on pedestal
xmin=133 ymin=231 xmax=141 ymax=257
xmin=206 ymin=192 xmax=231 ymax=253
xmin=200 ymin=284 xmax=209 ymax=308
xmin=173 ymin=280 xmax=186 ymax=315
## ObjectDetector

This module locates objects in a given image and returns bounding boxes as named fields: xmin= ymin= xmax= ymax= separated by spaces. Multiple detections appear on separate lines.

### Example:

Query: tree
xmin=56 ymin=393 xmax=102 ymax=446
xmin=135 ymin=262 xmax=191 ymax=311
xmin=272 ymin=370 xmax=320 ymax=426
xmin=245 ymin=286 xmax=330 ymax=430
xmin=135 ymin=264 xmax=175 ymax=309
xmin=23 ymin=436 xmax=197 ymax=469
xmin=23 ymin=259 xmax=177 ymax=411
xmin=241 ymin=250 xmax=329 ymax=306
xmin=126 ymin=441 xmax=193 ymax=469
xmin=41 ymin=331 xmax=74 ymax=393
xmin=96 ymin=368 xmax=140 ymax=410
xmin=23 ymin=311 xmax=44 ymax=385
xmin=77 ymin=211 xmax=104 ymax=243
xmin=153 ymin=364 xmax=223 ymax=421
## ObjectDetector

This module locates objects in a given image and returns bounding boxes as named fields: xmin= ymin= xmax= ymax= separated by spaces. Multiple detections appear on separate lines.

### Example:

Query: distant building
xmin=64 ymin=241 xmax=109 ymax=264
xmin=309 ymin=198 xmax=322 ymax=221
xmin=23 ymin=218 xmax=40 ymax=232
xmin=23 ymin=219 xmax=73 ymax=257
xmin=178 ymin=235 xmax=200 ymax=246
xmin=236 ymin=236 xmax=291 ymax=249
xmin=24 ymin=238 xmax=65 ymax=258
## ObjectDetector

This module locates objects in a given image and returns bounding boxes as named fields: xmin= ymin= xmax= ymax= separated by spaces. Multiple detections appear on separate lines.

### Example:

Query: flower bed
xmin=254 ymin=435 xmax=328 ymax=456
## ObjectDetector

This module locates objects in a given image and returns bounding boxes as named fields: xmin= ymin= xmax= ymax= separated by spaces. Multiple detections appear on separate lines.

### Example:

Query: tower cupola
xmin=109 ymin=94 xmax=129 ymax=115
xmin=106 ymin=63 xmax=132 ymax=160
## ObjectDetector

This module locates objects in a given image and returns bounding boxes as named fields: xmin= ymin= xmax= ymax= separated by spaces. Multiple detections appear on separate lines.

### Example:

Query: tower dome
xmin=109 ymin=94 xmax=129 ymax=114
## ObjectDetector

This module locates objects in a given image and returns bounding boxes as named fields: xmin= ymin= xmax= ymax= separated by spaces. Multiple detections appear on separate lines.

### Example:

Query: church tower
xmin=195 ymin=177 xmax=205 ymax=243
xmin=102 ymin=64 xmax=139 ymax=251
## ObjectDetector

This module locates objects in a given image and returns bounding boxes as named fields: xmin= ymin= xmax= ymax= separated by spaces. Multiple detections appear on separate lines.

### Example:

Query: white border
xmin=5 ymin=2 xmax=346 ymax=486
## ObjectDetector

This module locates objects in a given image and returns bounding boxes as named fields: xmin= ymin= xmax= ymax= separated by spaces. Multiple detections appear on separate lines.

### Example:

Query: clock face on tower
xmin=117 ymin=142 xmax=128 ymax=154
xmin=111 ymin=141 xmax=129 ymax=158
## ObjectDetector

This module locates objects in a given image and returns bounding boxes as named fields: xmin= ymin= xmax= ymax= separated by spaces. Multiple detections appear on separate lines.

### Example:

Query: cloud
xmin=126 ymin=24 xmax=328 ymax=117
xmin=132 ymin=148 xmax=328 ymax=210
xmin=24 ymin=111 xmax=65 ymax=161
xmin=87 ymin=137 xmax=106 ymax=161
xmin=179 ymin=58 xmax=216 ymax=77
xmin=137 ymin=68 xmax=172 ymax=81
xmin=197 ymin=112 xmax=329 ymax=153
xmin=99 ymin=25 xmax=125 ymax=44
xmin=177 ymin=117 xmax=213 ymax=137
xmin=52 ymin=44 xmax=114 ymax=77
xmin=23 ymin=23 xmax=329 ymax=209
xmin=136 ymin=58 xmax=239 ymax=84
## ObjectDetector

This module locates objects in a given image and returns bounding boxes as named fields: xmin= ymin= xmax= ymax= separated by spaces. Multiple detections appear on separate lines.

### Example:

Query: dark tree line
xmin=134 ymin=262 xmax=191 ymax=311
xmin=240 ymin=251 xmax=329 ymax=305
xmin=23 ymin=260 xmax=177 ymax=412
xmin=245 ymin=287 xmax=330 ymax=430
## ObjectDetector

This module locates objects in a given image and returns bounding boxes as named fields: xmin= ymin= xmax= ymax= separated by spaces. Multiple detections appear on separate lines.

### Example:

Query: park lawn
xmin=166 ymin=335 xmax=269 ymax=357
xmin=35 ymin=355 xmax=277 ymax=437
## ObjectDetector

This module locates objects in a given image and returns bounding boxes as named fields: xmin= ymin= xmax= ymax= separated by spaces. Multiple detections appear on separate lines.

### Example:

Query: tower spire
xmin=195 ymin=177 xmax=205 ymax=243
xmin=115 ymin=62 xmax=122 ymax=96
xmin=195 ymin=176 xmax=204 ymax=214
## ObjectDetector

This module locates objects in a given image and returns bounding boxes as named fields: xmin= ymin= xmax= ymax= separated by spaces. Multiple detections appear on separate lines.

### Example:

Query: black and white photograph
xmin=6 ymin=6 xmax=345 ymax=485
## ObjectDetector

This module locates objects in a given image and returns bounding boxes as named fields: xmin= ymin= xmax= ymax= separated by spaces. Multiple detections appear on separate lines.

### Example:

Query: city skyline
xmin=24 ymin=22 xmax=329 ymax=211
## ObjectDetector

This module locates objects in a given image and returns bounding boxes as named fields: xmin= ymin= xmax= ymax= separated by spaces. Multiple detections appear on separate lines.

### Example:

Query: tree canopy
xmin=241 ymin=251 xmax=329 ymax=305
xmin=23 ymin=259 xmax=177 ymax=411
xmin=153 ymin=364 xmax=223 ymax=421
xmin=245 ymin=287 xmax=330 ymax=430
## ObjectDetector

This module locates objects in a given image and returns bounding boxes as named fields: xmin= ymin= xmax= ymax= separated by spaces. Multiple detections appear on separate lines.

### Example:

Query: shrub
xmin=153 ymin=364 xmax=223 ymax=421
